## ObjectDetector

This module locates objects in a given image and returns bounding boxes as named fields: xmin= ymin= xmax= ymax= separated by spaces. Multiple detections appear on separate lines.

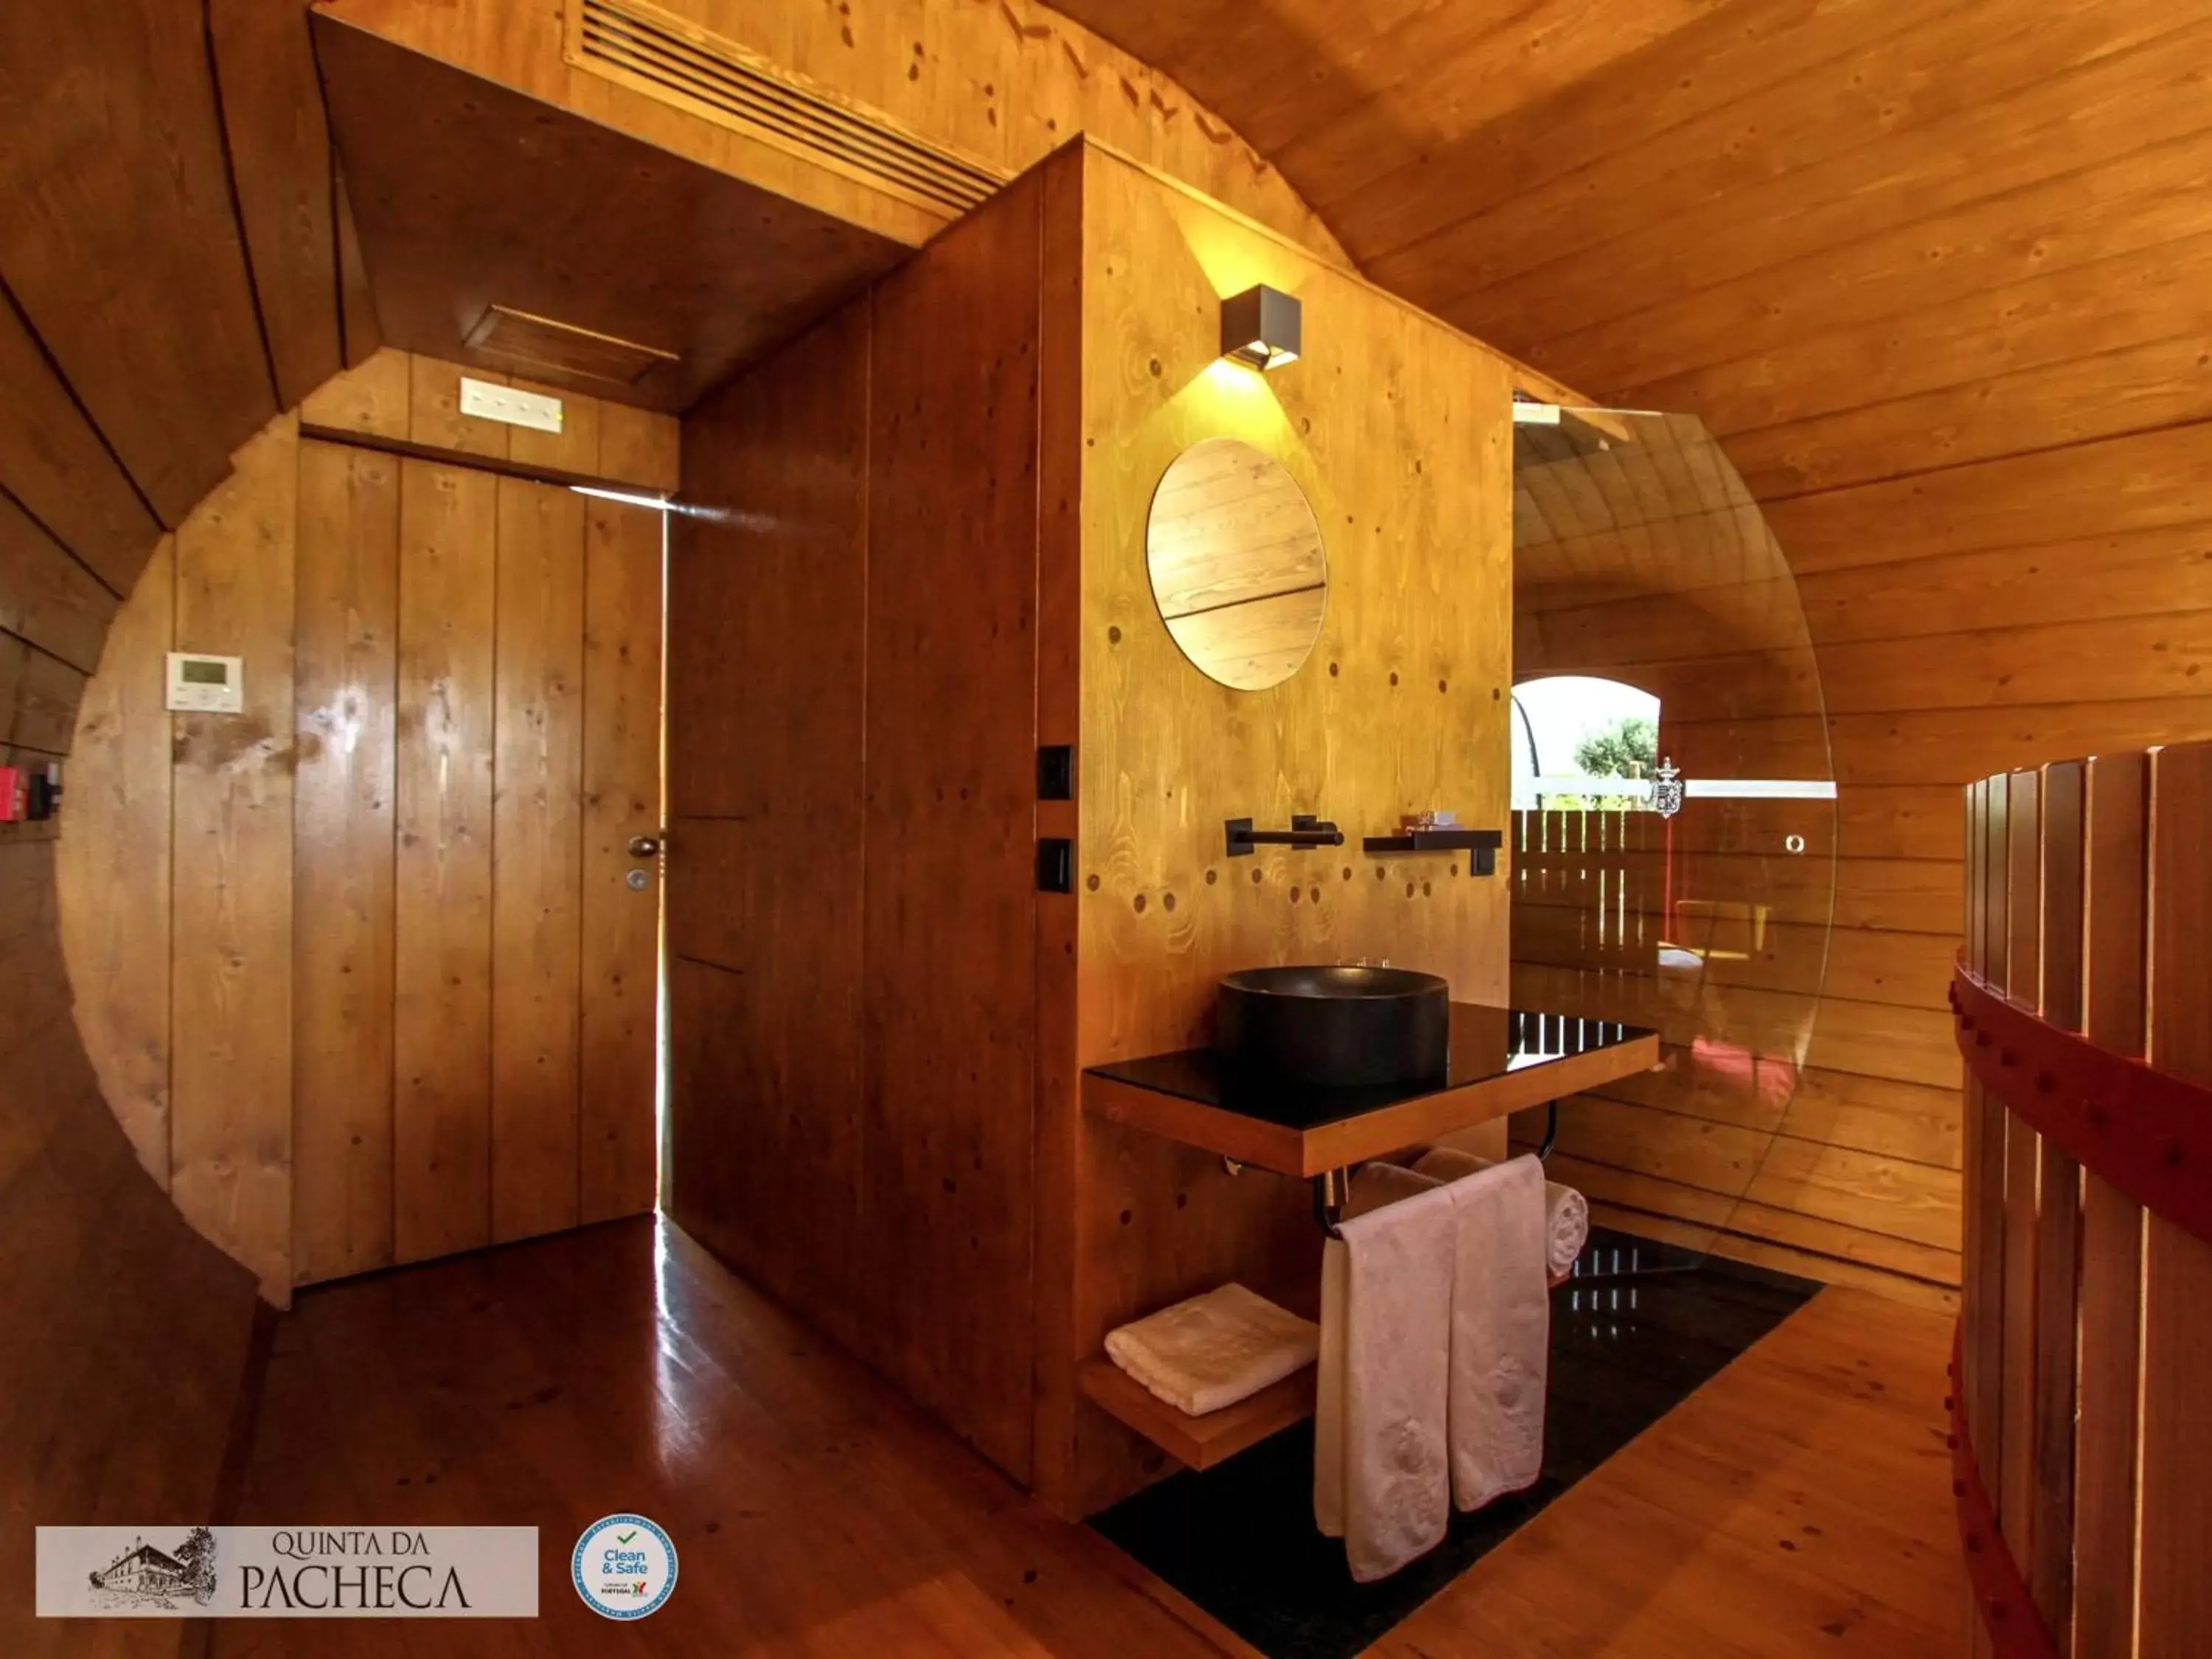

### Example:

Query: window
xmin=1511 ymin=676 xmax=1660 ymax=811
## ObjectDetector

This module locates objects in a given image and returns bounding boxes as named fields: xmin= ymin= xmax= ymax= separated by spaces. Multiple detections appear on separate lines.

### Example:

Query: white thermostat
xmin=167 ymin=653 xmax=245 ymax=714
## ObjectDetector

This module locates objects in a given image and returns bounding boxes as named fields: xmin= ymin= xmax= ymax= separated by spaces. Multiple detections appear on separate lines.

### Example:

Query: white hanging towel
xmin=1413 ymin=1145 xmax=1590 ymax=1283
xmin=1439 ymin=1153 xmax=1552 ymax=1513
xmin=1312 ymin=1164 xmax=1455 ymax=1583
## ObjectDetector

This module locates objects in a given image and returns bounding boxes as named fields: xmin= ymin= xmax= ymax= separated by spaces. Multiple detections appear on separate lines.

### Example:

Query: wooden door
xmin=294 ymin=444 xmax=663 ymax=1277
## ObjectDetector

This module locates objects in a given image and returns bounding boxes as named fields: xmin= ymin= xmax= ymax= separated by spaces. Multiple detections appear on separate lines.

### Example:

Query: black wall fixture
xmin=1037 ymin=837 xmax=1074 ymax=893
xmin=1220 ymin=285 xmax=1301 ymax=371
xmin=1360 ymin=826 xmax=1503 ymax=874
xmin=1225 ymin=815 xmax=1343 ymax=857
xmin=1037 ymin=743 xmax=1074 ymax=801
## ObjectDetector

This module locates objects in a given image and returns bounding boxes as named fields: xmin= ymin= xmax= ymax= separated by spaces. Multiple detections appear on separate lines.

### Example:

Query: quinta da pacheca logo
xmin=83 ymin=1528 xmax=218 ymax=1610
xmin=37 ymin=1527 xmax=538 ymax=1618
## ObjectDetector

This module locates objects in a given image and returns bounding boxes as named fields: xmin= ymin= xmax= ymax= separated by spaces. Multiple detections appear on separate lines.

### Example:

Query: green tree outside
xmin=1539 ymin=715 xmax=1658 ymax=812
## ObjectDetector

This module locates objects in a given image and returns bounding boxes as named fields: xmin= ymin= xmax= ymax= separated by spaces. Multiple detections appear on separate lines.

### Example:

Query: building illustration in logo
xmin=88 ymin=1528 xmax=218 ymax=1607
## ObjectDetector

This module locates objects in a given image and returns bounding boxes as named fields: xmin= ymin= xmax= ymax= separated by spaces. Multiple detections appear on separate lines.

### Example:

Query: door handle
xmin=627 ymin=832 xmax=664 ymax=859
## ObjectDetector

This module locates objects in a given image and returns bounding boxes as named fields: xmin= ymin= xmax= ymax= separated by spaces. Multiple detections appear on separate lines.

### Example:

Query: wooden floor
xmin=216 ymin=1218 xmax=1964 ymax=1658
xmin=1376 ymin=1287 xmax=1969 ymax=1659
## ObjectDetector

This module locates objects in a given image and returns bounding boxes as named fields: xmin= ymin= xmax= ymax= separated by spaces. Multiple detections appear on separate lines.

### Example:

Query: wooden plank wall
xmin=667 ymin=164 xmax=1052 ymax=1484
xmin=293 ymin=437 xmax=401 ymax=1278
xmin=0 ymin=4 xmax=365 ymax=1646
xmin=58 ymin=352 xmax=677 ymax=1299
xmin=1959 ymin=745 xmax=2208 ymax=1656
xmin=664 ymin=309 xmax=872 ymax=1365
xmin=1511 ymin=419 xmax=1957 ymax=1304
xmin=319 ymin=0 xmax=1344 ymax=264
xmin=1476 ymin=0 xmax=2212 ymax=1305
xmin=1060 ymin=145 xmax=1517 ymax=1514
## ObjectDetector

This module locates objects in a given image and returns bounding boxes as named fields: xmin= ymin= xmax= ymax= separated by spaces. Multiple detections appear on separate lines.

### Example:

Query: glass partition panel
xmin=1509 ymin=409 xmax=1836 ymax=1275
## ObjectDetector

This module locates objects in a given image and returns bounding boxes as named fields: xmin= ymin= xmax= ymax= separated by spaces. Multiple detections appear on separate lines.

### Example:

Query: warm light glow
xmin=572 ymin=484 xmax=675 ymax=512
xmin=1185 ymin=357 xmax=1298 ymax=430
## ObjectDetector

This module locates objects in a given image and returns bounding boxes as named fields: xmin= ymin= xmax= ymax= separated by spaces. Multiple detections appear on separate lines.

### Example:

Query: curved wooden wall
xmin=0 ymin=3 xmax=358 ymax=1652
xmin=1057 ymin=0 xmax=2212 ymax=1302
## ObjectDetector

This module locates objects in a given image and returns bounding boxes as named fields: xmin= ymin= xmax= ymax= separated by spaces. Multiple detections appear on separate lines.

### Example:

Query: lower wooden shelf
xmin=1077 ymin=1355 xmax=1317 ymax=1471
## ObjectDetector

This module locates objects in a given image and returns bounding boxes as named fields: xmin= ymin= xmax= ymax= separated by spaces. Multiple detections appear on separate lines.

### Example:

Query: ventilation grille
xmin=463 ymin=305 xmax=681 ymax=388
xmin=567 ymin=0 xmax=1005 ymax=219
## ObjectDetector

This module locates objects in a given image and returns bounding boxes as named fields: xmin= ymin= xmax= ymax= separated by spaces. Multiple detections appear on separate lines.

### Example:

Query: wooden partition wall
xmin=1060 ymin=146 xmax=1519 ymax=1517
xmin=669 ymin=136 xmax=1528 ymax=1520
xmin=1956 ymin=746 xmax=2212 ymax=1658
xmin=667 ymin=157 xmax=1054 ymax=1484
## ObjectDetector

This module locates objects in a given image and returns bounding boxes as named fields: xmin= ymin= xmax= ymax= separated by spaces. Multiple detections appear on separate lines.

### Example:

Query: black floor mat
xmin=1088 ymin=1226 xmax=1820 ymax=1659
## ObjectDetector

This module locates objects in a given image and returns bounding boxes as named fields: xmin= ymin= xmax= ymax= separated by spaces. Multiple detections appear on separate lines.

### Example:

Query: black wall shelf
xmin=1360 ymin=827 xmax=1503 ymax=874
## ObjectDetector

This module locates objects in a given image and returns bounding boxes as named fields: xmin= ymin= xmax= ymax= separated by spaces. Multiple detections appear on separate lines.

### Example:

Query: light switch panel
xmin=459 ymin=377 xmax=564 ymax=434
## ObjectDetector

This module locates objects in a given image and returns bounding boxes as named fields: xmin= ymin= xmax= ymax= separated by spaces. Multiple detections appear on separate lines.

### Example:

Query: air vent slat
xmin=568 ymin=0 xmax=1005 ymax=219
xmin=580 ymin=25 xmax=987 ymax=206
xmin=578 ymin=10 xmax=996 ymax=191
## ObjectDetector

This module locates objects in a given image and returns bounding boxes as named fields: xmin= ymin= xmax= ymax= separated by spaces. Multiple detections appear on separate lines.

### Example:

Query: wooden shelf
xmin=1077 ymin=1356 xmax=1317 ymax=1471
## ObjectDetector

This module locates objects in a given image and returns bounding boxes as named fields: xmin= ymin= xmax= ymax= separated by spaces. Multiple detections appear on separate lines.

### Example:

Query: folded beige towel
xmin=1105 ymin=1284 xmax=1320 ymax=1418
xmin=1413 ymin=1147 xmax=1589 ymax=1282
xmin=1314 ymin=1165 xmax=1455 ymax=1583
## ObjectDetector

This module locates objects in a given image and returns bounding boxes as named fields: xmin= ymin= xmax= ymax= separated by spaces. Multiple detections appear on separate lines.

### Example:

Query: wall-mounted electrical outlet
xmin=459 ymin=377 xmax=564 ymax=434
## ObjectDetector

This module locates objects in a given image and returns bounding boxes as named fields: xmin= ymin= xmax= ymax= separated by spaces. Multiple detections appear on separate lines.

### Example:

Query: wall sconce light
xmin=1221 ymin=285 xmax=1301 ymax=371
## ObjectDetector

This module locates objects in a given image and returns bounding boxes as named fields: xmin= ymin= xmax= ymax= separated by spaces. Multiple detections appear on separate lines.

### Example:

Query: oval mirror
xmin=1145 ymin=437 xmax=1326 ymax=691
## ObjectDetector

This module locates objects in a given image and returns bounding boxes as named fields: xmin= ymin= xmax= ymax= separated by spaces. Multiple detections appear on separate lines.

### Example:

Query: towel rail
xmin=1307 ymin=1102 xmax=1562 ymax=1238
xmin=1312 ymin=1168 xmax=1349 ymax=1239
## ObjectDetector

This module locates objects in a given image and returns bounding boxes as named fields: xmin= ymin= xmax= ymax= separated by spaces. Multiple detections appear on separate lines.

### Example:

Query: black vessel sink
xmin=1216 ymin=965 xmax=1450 ymax=1091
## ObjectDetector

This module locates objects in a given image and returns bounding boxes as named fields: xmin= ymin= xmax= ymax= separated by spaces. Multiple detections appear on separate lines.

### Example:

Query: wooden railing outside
xmin=1958 ymin=745 xmax=2212 ymax=1659
xmin=1510 ymin=807 xmax=1660 ymax=973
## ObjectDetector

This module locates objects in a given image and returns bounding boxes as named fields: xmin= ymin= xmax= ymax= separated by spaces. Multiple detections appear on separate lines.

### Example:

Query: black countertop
xmin=1085 ymin=1003 xmax=1656 ymax=1133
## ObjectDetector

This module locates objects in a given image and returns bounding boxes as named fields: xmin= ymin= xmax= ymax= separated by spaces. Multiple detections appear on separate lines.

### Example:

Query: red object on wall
xmin=1952 ymin=960 xmax=2212 ymax=1248
xmin=1949 ymin=1329 xmax=2063 ymax=1659
xmin=0 ymin=766 xmax=21 ymax=821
